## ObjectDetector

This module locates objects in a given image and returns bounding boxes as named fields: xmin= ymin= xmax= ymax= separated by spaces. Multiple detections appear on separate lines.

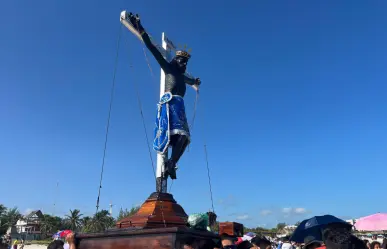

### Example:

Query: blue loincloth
xmin=153 ymin=92 xmax=191 ymax=154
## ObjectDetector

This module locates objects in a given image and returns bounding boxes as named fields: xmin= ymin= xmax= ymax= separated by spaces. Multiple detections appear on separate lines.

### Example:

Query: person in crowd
xmin=18 ymin=240 xmax=24 ymax=249
xmin=65 ymin=233 xmax=76 ymax=249
xmin=251 ymin=237 xmax=271 ymax=249
xmin=381 ymin=239 xmax=387 ymax=249
xmin=12 ymin=239 xmax=18 ymax=249
xmin=277 ymin=240 xmax=283 ymax=249
xmin=364 ymin=240 xmax=371 ymax=249
xmin=322 ymin=223 xmax=366 ymax=249
xmin=281 ymin=237 xmax=293 ymax=249
xmin=181 ymin=237 xmax=201 ymax=249
xmin=221 ymin=234 xmax=237 ymax=249
xmin=371 ymin=242 xmax=381 ymax=249
xmin=47 ymin=240 xmax=64 ymax=249
xmin=237 ymin=240 xmax=254 ymax=249
xmin=304 ymin=236 xmax=322 ymax=249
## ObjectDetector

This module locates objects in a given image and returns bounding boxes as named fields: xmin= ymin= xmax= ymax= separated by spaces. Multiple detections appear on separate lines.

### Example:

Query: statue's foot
xmin=164 ymin=160 xmax=177 ymax=180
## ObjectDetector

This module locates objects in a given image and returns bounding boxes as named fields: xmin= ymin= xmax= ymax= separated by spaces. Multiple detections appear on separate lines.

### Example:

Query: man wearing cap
xmin=127 ymin=13 xmax=201 ymax=181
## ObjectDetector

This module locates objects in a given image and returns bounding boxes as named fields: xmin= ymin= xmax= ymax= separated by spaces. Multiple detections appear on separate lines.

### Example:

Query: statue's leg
xmin=164 ymin=134 xmax=189 ymax=180
xmin=170 ymin=134 xmax=189 ymax=163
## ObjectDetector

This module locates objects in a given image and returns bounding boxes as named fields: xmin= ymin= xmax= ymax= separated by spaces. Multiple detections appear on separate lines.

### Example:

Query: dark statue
xmin=127 ymin=13 xmax=201 ymax=180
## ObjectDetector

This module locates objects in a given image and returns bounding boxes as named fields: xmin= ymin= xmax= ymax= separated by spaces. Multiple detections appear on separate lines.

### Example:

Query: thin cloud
xmin=294 ymin=208 xmax=307 ymax=214
xmin=236 ymin=214 xmax=250 ymax=220
xmin=260 ymin=210 xmax=273 ymax=216
xmin=282 ymin=207 xmax=309 ymax=215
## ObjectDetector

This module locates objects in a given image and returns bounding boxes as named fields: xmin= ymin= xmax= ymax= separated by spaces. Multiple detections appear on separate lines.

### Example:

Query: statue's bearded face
xmin=174 ymin=56 xmax=188 ymax=73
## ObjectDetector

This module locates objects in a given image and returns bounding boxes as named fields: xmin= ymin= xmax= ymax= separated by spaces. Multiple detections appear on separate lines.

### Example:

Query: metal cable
xmin=204 ymin=144 xmax=215 ymax=213
xmin=96 ymin=24 xmax=123 ymax=213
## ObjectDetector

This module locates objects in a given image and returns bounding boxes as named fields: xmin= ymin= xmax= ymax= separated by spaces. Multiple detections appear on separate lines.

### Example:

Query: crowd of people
xmin=206 ymin=222 xmax=371 ymax=249
xmin=1 ymin=215 xmax=383 ymax=249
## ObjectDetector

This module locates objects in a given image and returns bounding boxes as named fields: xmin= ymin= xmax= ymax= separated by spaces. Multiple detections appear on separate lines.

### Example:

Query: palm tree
xmin=40 ymin=214 xmax=65 ymax=238
xmin=65 ymin=209 xmax=83 ymax=231
xmin=87 ymin=210 xmax=115 ymax=233
xmin=0 ymin=204 xmax=7 ymax=235
xmin=0 ymin=205 xmax=6 ymax=217
xmin=40 ymin=215 xmax=55 ymax=236
xmin=2 ymin=207 xmax=21 ymax=228
xmin=80 ymin=216 xmax=91 ymax=232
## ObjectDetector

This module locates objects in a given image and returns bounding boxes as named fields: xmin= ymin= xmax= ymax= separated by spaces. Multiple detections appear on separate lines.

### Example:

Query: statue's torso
xmin=165 ymin=73 xmax=186 ymax=97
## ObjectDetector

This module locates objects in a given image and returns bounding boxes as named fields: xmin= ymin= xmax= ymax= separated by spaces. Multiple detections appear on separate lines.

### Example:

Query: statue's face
xmin=174 ymin=56 xmax=188 ymax=73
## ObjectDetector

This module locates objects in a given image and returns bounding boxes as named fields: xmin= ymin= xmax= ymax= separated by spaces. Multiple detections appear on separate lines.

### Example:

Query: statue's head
xmin=172 ymin=50 xmax=191 ymax=73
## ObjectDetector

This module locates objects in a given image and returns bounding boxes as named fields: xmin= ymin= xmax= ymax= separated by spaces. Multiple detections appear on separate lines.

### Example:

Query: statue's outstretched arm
xmin=127 ymin=12 xmax=170 ymax=72
xmin=184 ymin=74 xmax=196 ymax=85
xmin=184 ymin=74 xmax=201 ymax=87
xmin=141 ymin=31 xmax=170 ymax=72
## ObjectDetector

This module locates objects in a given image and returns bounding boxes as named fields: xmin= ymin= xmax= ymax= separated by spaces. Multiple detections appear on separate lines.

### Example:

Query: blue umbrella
xmin=290 ymin=215 xmax=351 ymax=243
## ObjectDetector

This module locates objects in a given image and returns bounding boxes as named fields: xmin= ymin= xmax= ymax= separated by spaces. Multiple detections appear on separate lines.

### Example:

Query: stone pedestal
xmin=116 ymin=192 xmax=188 ymax=229
xmin=76 ymin=192 xmax=220 ymax=248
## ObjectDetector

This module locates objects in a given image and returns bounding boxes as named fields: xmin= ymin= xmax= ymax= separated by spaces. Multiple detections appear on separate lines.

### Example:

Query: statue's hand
xmin=128 ymin=12 xmax=144 ymax=33
xmin=195 ymin=78 xmax=201 ymax=85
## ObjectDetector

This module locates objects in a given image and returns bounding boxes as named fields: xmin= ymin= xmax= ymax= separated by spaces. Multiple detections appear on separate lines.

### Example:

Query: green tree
xmin=0 ymin=205 xmax=6 ymax=217
xmin=40 ymin=214 xmax=65 ymax=237
xmin=0 ymin=204 xmax=8 ymax=235
xmin=86 ymin=210 xmax=115 ymax=233
xmin=80 ymin=216 xmax=91 ymax=232
xmin=117 ymin=206 xmax=140 ymax=221
xmin=65 ymin=209 xmax=83 ymax=231
xmin=0 ymin=207 xmax=22 ymax=230
xmin=276 ymin=222 xmax=287 ymax=231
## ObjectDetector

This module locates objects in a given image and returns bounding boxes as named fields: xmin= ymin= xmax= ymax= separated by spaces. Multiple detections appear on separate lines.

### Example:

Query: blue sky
xmin=1 ymin=0 xmax=387 ymax=228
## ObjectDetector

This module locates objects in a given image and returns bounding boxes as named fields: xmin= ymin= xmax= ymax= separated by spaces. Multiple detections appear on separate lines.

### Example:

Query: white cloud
xmin=236 ymin=214 xmax=250 ymax=220
xmin=282 ymin=207 xmax=308 ymax=215
xmin=282 ymin=208 xmax=292 ymax=214
xmin=294 ymin=208 xmax=307 ymax=214
xmin=260 ymin=210 xmax=273 ymax=216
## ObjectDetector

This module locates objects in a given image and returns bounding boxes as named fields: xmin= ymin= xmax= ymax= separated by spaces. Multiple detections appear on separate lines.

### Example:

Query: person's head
xmin=251 ymin=238 xmax=271 ymax=249
xmin=172 ymin=51 xmax=191 ymax=73
xmin=47 ymin=240 xmax=64 ymax=249
xmin=371 ymin=242 xmax=381 ymax=249
xmin=381 ymin=239 xmax=387 ymax=249
xmin=304 ymin=236 xmax=322 ymax=249
xmin=221 ymin=234 xmax=237 ymax=249
xmin=237 ymin=241 xmax=254 ymax=249
xmin=323 ymin=224 xmax=366 ymax=249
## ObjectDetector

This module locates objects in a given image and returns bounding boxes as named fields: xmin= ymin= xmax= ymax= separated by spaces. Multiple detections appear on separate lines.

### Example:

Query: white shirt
xmin=282 ymin=242 xmax=293 ymax=249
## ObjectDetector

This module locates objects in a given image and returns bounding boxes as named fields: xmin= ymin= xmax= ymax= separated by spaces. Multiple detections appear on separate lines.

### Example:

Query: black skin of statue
xmin=127 ymin=13 xmax=201 ymax=180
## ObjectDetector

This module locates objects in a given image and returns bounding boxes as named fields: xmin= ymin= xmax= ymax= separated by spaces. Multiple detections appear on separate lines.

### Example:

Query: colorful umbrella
xmin=53 ymin=230 xmax=73 ymax=239
xmin=354 ymin=213 xmax=387 ymax=231
xmin=60 ymin=230 xmax=72 ymax=237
